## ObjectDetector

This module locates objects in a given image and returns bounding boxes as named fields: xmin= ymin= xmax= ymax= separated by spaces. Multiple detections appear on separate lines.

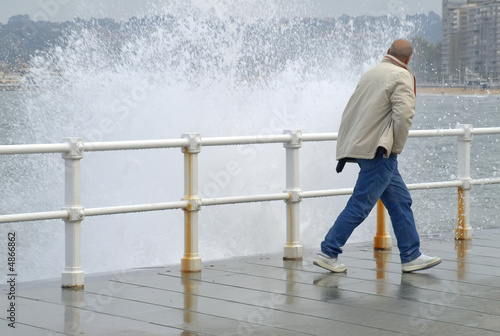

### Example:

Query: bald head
xmin=388 ymin=39 xmax=413 ymax=64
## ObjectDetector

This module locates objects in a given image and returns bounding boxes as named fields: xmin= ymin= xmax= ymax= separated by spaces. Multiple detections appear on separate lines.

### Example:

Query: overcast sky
xmin=0 ymin=0 xmax=442 ymax=24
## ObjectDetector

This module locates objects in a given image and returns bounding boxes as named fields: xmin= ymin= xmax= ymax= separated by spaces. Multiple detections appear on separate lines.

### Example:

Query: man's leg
xmin=380 ymin=158 xmax=421 ymax=263
xmin=321 ymin=150 xmax=397 ymax=257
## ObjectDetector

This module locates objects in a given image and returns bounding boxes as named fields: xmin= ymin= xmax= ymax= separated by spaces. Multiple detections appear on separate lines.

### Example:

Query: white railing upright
xmin=283 ymin=130 xmax=304 ymax=260
xmin=61 ymin=138 xmax=85 ymax=288
xmin=456 ymin=125 xmax=473 ymax=240
xmin=181 ymin=133 xmax=203 ymax=273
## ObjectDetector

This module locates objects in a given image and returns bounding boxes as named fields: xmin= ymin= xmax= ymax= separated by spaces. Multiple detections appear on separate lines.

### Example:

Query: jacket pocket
xmin=377 ymin=120 xmax=394 ymax=154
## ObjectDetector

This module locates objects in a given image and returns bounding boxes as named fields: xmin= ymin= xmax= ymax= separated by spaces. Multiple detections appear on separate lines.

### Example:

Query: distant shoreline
xmin=417 ymin=87 xmax=500 ymax=95
xmin=2 ymin=83 xmax=500 ymax=95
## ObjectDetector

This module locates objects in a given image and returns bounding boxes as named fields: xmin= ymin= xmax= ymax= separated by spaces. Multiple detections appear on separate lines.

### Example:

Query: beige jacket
xmin=336 ymin=55 xmax=416 ymax=160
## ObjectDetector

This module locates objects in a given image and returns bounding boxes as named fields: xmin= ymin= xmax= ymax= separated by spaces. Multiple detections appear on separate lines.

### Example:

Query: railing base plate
xmin=181 ymin=257 xmax=202 ymax=273
xmin=62 ymin=271 xmax=85 ymax=288
xmin=374 ymin=235 xmax=393 ymax=250
xmin=283 ymin=245 xmax=303 ymax=260
xmin=455 ymin=227 xmax=473 ymax=240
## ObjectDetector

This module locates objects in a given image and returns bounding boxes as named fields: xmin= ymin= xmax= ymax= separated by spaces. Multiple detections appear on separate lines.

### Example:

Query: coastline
xmin=417 ymin=86 xmax=500 ymax=95
xmin=3 ymin=82 xmax=500 ymax=95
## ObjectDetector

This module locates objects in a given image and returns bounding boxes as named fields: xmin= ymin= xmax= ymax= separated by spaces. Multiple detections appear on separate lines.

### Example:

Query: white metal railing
xmin=1 ymin=124 xmax=500 ymax=288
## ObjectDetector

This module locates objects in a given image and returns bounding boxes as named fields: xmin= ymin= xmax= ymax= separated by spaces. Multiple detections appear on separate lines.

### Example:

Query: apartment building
xmin=442 ymin=0 xmax=500 ymax=85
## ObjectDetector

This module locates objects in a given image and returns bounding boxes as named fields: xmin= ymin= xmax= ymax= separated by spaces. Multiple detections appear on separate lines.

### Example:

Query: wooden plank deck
xmin=2 ymin=229 xmax=500 ymax=335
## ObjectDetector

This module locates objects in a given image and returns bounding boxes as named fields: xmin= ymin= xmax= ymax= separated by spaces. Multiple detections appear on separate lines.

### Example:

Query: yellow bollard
xmin=374 ymin=199 xmax=392 ymax=250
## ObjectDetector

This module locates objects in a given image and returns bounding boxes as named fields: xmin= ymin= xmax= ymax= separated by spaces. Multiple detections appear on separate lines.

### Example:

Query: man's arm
xmin=390 ymin=71 xmax=415 ymax=154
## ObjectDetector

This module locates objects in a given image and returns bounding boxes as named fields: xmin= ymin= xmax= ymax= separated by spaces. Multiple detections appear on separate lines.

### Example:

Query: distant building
xmin=442 ymin=0 xmax=500 ymax=85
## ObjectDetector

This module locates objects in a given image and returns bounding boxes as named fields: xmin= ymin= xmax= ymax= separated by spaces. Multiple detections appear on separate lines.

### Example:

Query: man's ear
xmin=405 ymin=54 xmax=412 ymax=65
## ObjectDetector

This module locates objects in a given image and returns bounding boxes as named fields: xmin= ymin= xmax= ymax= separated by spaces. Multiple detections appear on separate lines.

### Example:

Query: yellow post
xmin=374 ymin=199 xmax=392 ymax=250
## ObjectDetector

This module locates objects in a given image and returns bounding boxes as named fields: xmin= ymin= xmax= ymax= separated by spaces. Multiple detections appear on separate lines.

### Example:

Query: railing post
xmin=181 ymin=134 xmax=202 ymax=272
xmin=456 ymin=124 xmax=473 ymax=240
xmin=374 ymin=199 xmax=392 ymax=250
xmin=61 ymin=137 xmax=85 ymax=288
xmin=283 ymin=130 xmax=303 ymax=260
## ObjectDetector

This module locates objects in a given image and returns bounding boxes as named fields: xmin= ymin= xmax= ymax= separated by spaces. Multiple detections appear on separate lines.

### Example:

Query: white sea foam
xmin=2 ymin=1 xmax=416 ymax=281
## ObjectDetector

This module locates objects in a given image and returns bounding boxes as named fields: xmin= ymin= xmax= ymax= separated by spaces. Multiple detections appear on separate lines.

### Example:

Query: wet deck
xmin=2 ymin=229 xmax=500 ymax=336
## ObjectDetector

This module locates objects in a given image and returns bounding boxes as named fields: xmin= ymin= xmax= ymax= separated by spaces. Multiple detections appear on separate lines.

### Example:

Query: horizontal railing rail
xmin=2 ymin=126 xmax=499 ymax=155
xmin=1 ymin=124 xmax=499 ymax=287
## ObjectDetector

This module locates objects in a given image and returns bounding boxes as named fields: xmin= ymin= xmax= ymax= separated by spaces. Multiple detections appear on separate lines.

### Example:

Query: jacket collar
xmin=383 ymin=55 xmax=412 ymax=73
xmin=383 ymin=55 xmax=416 ymax=96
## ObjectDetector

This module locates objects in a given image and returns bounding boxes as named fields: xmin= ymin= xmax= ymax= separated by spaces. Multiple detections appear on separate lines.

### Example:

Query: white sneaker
xmin=401 ymin=254 xmax=442 ymax=273
xmin=313 ymin=252 xmax=347 ymax=273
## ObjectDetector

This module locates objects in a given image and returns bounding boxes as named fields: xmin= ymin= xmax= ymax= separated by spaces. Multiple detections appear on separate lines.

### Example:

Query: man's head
xmin=387 ymin=39 xmax=413 ymax=64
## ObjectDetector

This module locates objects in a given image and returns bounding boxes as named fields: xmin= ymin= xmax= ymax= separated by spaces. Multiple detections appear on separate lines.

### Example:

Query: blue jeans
xmin=321 ymin=149 xmax=421 ymax=263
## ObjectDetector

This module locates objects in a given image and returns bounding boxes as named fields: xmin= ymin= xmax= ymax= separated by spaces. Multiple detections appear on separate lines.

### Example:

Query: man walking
xmin=314 ymin=39 xmax=441 ymax=273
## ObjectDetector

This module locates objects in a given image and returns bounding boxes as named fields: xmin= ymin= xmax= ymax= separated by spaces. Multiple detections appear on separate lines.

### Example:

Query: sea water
xmin=0 ymin=3 xmax=499 ymax=282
